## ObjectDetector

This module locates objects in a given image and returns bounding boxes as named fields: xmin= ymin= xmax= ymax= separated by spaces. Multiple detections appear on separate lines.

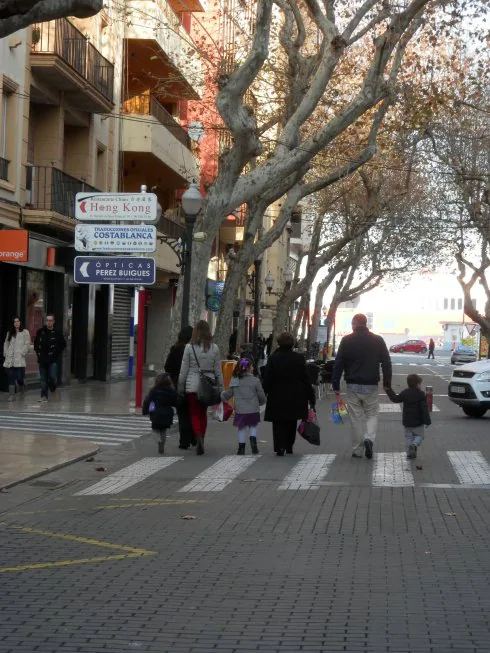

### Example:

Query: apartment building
xmin=0 ymin=0 xmax=204 ymax=385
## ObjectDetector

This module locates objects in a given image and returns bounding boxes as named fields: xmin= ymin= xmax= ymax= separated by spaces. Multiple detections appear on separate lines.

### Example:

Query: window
xmin=450 ymin=298 xmax=455 ymax=310
xmin=444 ymin=298 xmax=448 ymax=310
xmin=0 ymin=76 xmax=18 ymax=183
xmin=457 ymin=298 xmax=463 ymax=310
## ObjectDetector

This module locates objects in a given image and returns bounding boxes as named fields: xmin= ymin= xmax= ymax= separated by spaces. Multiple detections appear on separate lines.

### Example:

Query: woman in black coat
xmin=263 ymin=332 xmax=316 ymax=456
xmin=164 ymin=326 xmax=194 ymax=449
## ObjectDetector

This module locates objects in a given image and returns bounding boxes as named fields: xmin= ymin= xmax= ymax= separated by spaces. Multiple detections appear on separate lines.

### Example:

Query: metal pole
xmin=181 ymin=216 xmax=194 ymax=329
xmin=135 ymin=287 xmax=146 ymax=409
xmin=252 ymin=258 xmax=261 ymax=361
xmin=128 ymin=287 xmax=135 ymax=377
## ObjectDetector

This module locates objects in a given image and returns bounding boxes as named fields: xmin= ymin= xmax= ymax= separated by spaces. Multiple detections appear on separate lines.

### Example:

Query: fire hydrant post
xmin=426 ymin=385 xmax=433 ymax=412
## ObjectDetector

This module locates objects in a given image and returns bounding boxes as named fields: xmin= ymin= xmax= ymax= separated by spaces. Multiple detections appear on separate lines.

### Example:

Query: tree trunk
xmin=292 ymin=295 xmax=307 ymax=339
xmin=309 ymin=286 xmax=325 ymax=345
xmin=325 ymin=300 xmax=340 ymax=351
xmin=188 ymin=234 xmax=215 ymax=326
xmin=161 ymin=278 xmax=184 ymax=367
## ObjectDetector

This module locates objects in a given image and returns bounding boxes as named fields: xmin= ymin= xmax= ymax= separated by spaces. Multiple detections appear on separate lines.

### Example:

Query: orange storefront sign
xmin=0 ymin=230 xmax=29 ymax=262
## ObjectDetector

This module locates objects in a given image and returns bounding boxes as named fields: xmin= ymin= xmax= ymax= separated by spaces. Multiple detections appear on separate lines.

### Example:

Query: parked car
xmin=389 ymin=339 xmax=428 ymax=354
xmin=450 ymin=345 xmax=477 ymax=365
xmin=448 ymin=359 xmax=490 ymax=418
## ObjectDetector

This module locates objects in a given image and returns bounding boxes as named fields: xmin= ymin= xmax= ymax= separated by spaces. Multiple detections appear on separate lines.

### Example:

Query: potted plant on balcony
xmin=31 ymin=27 xmax=41 ymax=45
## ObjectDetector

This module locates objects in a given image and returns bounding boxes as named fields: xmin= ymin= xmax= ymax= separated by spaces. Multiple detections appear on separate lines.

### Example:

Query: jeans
xmin=345 ymin=388 xmax=379 ymax=455
xmin=404 ymin=427 xmax=425 ymax=449
xmin=7 ymin=367 xmax=25 ymax=387
xmin=39 ymin=362 xmax=58 ymax=398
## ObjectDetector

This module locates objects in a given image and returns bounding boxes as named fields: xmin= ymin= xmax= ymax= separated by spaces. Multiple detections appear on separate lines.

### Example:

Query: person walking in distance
xmin=3 ymin=316 xmax=31 ymax=401
xmin=143 ymin=373 xmax=181 ymax=454
xmin=34 ymin=314 xmax=66 ymax=402
xmin=221 ymin=357 xmax=266 ymax=455
xmin=332 ymin=314 xmax=392 ymax=459
xmin=427 ymin=338 xmax=435 ymax=360
xmin=385 ymin=374 xmax=431 ymax=459
xmin=263 ymin=332 xmax=316 ymax=456
xmin=165 ymin=326 xmax=194 ymax=449
xmin=178 ymin=320 xmax=224 ymax=455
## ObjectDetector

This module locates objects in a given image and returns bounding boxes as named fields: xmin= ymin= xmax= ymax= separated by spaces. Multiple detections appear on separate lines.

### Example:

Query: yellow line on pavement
xmin=0 ymin=553 xmax=151 ymax=574
xmin=0 ymin=524 xmax=156 ymax=574
xmin=7 ymin=525 xmax=155 ymax=555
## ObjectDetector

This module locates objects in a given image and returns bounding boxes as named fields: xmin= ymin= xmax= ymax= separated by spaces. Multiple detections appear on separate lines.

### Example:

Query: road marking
xmin=75 ymin=457 xmax=182 ymax=495
xmin=372 ymin=452 xmax=414 ymax=487
xmin=0 ymin=524 xmax=155 ymax=573
xmin=379 ymin=403 xmax=440 ymax=413
xmin=178 ymin=455 xmax=260 ymax=492
xmin=447 ymin=451 xmax=490 ymax=485
xmin=278 ymin=454 xmax=336 ymax=490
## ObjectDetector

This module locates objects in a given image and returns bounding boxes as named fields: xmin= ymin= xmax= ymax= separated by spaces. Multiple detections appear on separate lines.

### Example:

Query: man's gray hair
xmin=352 ymin=313 xmax=368 ymax=328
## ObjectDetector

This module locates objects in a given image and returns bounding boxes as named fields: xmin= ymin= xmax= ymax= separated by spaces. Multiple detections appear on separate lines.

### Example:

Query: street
xmin=1 ymin=357 xmax=490 ymax=653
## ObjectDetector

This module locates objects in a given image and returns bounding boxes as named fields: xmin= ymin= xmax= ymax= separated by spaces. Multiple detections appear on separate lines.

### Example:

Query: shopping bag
xmin=148 ymin=400 xmax=156 ymax=413
xmin=298 ymin=420 xmax=321 ymax=446
xmin=212 ymin=401 xmax=234 ymax=422
xmin=331 ymin=402 xmax=343 ymax=424
xmin=338 ymin=399 xmax=348 ymax=418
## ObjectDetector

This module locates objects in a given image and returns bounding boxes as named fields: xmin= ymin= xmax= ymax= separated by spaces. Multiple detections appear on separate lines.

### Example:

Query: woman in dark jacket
xmin=263 ymin=332 xmax=316 ymax=456
xmin=164 ymin=326 xmax=194 ymax=449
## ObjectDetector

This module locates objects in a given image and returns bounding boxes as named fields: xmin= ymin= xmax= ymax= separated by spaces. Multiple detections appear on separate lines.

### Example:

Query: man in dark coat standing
xmin=332 ymin=313 xmax=392 ymax=459
xmin=263 ymin=332 xmax=316 ymax=456
xmin=164 ymin=326 xmax=194 ymax=449
xmin=34 ymin=313 xmax=66 ymax=402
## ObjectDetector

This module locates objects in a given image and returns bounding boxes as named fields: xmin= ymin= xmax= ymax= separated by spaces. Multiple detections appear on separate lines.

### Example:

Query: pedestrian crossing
xmin=76 ymin=450 xmax=490 ymax=495
xmin=0 ymin=411 xmax=149 ymax=446
xmin=394 ymin=362 xmax=447 ymax=368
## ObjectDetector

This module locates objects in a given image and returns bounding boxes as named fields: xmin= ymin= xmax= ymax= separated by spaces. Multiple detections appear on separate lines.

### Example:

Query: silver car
xmin=451 ymin=345 xmax=477 ymax=365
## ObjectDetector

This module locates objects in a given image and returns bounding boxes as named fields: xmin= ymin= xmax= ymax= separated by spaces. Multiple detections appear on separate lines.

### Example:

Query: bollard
xmin=426 ymin=385 xmax=433 ymax=412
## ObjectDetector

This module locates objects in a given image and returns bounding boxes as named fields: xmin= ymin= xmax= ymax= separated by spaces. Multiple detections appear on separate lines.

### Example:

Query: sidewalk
xmin=0 ymin=430 xmax=98 ymax=490
xmin=0 ymin=378 xmax=139 ymax=414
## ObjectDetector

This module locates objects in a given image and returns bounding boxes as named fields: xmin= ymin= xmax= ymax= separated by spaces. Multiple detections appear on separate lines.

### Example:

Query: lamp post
xmin=180 ymin=181 xmax=203 ymax=328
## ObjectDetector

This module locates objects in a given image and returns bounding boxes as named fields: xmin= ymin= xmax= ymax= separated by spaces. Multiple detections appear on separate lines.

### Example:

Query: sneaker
xmin=364 ymin=438 xmax=373 ymax=459
xmin=352 ymin=452 xmax=363 ymax=458
xmin=38 ymin=396 xmax=48 ymax=403
xmin=407 ymin=444 xmax=417 ymax=459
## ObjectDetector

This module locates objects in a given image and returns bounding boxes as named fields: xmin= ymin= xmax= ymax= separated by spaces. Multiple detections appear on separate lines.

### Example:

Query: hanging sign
xmin=75 ymin=224 xmax=156 ymax=253
xmin=74 ymin=256 xmax=156 ymax=285
xmin=206 ymin=279 xmax=225 ymax=313
xmin=75 ymin=192 xmax=158 ymax=222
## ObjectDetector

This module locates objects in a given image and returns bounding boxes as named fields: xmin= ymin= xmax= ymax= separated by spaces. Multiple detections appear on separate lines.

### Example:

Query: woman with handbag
xmin=263 ymin=331 xmax=316 ymax=456
xmin=178 ymin=320 xmax=224 ymax=455
xmin=4 ymin=316 xmax=31 ymax=401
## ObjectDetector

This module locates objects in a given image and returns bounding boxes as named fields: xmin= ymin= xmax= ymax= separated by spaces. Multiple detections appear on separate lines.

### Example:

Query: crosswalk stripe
xmin=178 ymin=455 xmax=260 ymax=492
xmin=0 ymin=414 xmax=145 ymax=431
xmin=75 ymin=457 xmax=183 ymax=495
xmin=372 ymin=452 xmax=414 ymax=487
xmin=278 ymin=454 xmax=336 ymax=490
xmin=379 ymin=403 xmax=440 ymax=413
xmin=0 ymin=424 xmax=142 ymax=441
xmin=447 ymin=451 xmax=490 ymax=485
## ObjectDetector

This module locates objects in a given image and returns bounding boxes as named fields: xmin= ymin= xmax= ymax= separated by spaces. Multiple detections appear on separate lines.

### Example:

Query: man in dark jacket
xmin=34 ymin=314 xmax=66 ymax=402
xmin=164 ymin=326 xmax=194 ymax=449
xmin=332 ymin=314 xmax=392 ymax=459
xmin=263 ymin=332 xmax=316 ymax=455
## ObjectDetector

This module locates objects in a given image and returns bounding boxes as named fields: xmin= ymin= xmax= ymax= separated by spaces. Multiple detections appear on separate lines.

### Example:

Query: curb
xmin=0 ymin=445 xmax=100 ymax=491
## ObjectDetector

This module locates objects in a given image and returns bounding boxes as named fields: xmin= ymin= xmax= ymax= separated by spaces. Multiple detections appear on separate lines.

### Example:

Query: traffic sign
xmin=75 ymin=192 xmax=158 ymax=222
xmin=466 ymin=323 xmax=479 ymax=336
xmin=75 ymin=224 xmax=156 ymax=253
xmin=74 ymin=256 xmax=156 ymax=285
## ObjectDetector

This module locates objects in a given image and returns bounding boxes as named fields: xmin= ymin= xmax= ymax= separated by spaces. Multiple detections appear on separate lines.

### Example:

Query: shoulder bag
xmin=191 ymin=344 xmax=221 ymax=407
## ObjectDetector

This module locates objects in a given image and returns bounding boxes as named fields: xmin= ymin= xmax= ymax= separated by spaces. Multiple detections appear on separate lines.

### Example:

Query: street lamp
xmin=180 ymin=181 xmax=203 ymax=328
xmin=265 ymin=270 xmax=293 ymax=296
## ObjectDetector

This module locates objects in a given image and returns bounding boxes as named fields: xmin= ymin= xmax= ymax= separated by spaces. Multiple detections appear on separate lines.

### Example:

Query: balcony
xmin=125 ymin=0 xmax=203 ymax=99
xmin=31 ymin=19 xmax=114 ymax=113
xmin=24 ymin=165 xmax=98 ymax=233
xmin=122 ymin=94 xmax=199 ymax=185
xmin=0 ymin=157 xmax=8 ymax=182
xmin=123 ymin=95 xmax=191 ymax=149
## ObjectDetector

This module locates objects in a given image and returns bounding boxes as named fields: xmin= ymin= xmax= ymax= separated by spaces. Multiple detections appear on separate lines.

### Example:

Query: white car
xmin=448 ymin=359 xmax=490 ymax=418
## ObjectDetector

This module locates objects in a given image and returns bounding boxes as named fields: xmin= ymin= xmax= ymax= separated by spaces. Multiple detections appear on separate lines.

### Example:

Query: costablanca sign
xmin=75 ymin=192 xmax=159 ymax=222
xmin=75 ymin=225 xmax=157 ymax=253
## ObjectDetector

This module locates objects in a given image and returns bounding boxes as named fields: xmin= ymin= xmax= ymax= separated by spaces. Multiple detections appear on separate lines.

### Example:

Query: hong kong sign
xmin=74 ymin=256 xmax=156 ymax=285
xmin=75 ymin=192 xmax=158 ymax=222
xmin=75 ymin=224 xmax=156 ymax=253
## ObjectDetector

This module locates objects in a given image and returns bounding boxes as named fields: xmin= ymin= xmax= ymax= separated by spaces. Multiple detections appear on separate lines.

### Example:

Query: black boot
xmin=237 ymin=443 xmax=246 ymax=455
xmin=196 ymin=436 xmax=204 ymax=455
xmin=250 ymin=437 xmax=259 ymax=454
